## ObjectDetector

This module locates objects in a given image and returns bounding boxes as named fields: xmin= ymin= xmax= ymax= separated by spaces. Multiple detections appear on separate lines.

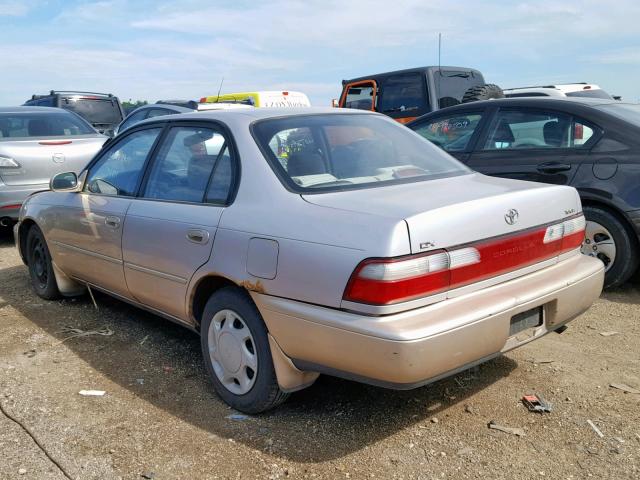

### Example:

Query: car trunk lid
xmin=0 ymin=136 xmax=106 ymax=186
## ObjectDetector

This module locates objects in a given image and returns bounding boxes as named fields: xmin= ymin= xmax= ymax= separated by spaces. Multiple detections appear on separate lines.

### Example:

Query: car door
xmin=466 ymin=107 xmax=594 ymax=185
xmin=410 ymin=109 xmax=489 ymax=163
xmin=47 ymin=126 xmax=163 ymax=299
xmin=121 ymin=122 xmax=237 ymax=321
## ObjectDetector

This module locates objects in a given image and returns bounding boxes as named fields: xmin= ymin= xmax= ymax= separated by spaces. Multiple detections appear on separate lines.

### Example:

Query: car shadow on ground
xmin=0 ymin=231 xmax=518 ymax=462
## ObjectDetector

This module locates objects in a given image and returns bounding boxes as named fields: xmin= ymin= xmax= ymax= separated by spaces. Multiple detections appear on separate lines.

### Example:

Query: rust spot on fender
xmin=239 ymin=279 xmax=266 ymax=294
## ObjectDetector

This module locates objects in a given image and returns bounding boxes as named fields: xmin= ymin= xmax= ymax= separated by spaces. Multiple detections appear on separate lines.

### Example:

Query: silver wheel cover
xmin=207 ymin=309 xmax=258 ymax=395
xmin=581 ymin=220 xmax=617 ymax=273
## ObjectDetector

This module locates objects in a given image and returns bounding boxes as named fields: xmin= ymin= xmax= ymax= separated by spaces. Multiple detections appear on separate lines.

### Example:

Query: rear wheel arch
xmin=18 ymin=218 xmax=38 ymax=264
xmin=580 ymin=199 xmax=639 ymax=243
xmin=190 ymin=275 xmax=240 ymax=327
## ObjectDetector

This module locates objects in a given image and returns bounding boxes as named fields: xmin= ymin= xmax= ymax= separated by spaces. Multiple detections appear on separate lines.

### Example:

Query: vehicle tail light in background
xmin=199 ymin=97 xmax=207 ymax=103
xmin=574 ymin=123 xmax=583 ymax=140
xmin=0 ymin=204 xmax=21 ymax=210
xmin=282 ymin=91 xmax=289 ymax=96
xmin=0 ymin=156 xmax=20 ymax=168
xmin=39 ymin=140 xmax=73 ymax=146
xmin=344 ymin=215 xmax=586 ymax=305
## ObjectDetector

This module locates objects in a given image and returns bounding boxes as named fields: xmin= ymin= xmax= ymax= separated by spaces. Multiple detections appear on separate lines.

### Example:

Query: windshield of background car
xmin=0 ymin=112 xmax=95 ymax=139
xmin=594 ymin=103 xmax=640 ymax=128
xmin=566 ymin=89 xmax=612 ymax=100
xmin=434 ymin=70 xmax=484 ymax=108
xmin=253 ymin=114 xmax=470 ymax=192
xmin=62 ymin=97 xmax=123 ymax=124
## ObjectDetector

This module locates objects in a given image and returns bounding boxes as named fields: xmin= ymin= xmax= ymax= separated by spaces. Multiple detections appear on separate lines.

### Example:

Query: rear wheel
xmin=26 ymin=226 xmax=60 ymax=300
xmin=200 ymin=287 xmax=288 ymax=413
xmin=582 ymin=206 xmax=638 ymax=288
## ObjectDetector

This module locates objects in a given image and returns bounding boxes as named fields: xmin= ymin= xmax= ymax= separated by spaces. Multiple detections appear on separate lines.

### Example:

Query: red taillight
xmin=0 ymin=204 xmax=22 ymax=210
xmin=39 ymin=140 xmax=72 ymax=146
xmin=282 ymin=91 xmax=289 ymax=96
xmin=343 ymin=215 xmax=586 ymax=305
xmin=574 ymin=123 xmax=583 ymax=140
xmin=199 ymin=97 xmax=208 ymax=103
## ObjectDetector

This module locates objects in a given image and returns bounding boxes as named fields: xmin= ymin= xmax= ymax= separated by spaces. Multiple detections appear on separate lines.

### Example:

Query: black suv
xmin=408 ymin=97 xmax=640 ymax=288
xmin=24 ymin=91 xmax=125 ymax=137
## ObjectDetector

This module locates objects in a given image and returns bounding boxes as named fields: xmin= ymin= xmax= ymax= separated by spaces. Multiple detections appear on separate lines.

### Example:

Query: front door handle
xmin=187 ymin=229 xmax=209 ymax=245
xmin=105 ymin=216 xmax=121 ymax=229
xmin=537 ymin=162 xmax=571 ymax=174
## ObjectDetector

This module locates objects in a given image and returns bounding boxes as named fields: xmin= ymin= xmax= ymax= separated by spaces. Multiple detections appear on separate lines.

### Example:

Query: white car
xmin=504 ymin=83 xmax=614 ymax=100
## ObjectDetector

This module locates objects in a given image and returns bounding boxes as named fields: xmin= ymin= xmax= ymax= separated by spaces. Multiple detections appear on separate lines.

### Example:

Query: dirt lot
xmin=0 ymin=228 xmax=638 ymax=480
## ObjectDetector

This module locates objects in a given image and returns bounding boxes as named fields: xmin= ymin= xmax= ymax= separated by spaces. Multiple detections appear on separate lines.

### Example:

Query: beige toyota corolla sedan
xmin=15 ymin=108 xmax=604 ymax=413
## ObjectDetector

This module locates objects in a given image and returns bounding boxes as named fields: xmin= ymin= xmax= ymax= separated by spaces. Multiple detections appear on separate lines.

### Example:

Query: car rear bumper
xmin=0 ymin=182 xmax=48 ymax=220
xmin=253 ymin=253 xmax=604 ymax=389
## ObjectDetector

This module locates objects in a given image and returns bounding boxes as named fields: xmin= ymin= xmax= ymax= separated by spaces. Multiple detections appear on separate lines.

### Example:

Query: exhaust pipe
xmin=0 ymin=217 xmax=12 ymax=227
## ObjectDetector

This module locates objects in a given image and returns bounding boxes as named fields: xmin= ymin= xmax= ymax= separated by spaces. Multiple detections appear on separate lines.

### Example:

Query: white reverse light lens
xmin=359 ymin=252 xmax=449 ymax=281
xmin=448 ymin=247 xmax=481 ymax=269
xmin=0 ymin=156 xmax=20 ymax=168
xmin=544 ymin=223 xmax=564 ymax=244
xmin=563 ymin=215 xmax=586 ymax=235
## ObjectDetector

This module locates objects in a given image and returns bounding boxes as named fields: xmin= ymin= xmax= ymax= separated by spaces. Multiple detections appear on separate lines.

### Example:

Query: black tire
xmin=200 ymin=287 xmax=288 ymax=413
xmin=583 ymin=206 xmax=639 ymax=289
xmin=26 ymin=226 xmax=60 ymax=300
xmin=461 ymin=83 xmax=504 ymax=103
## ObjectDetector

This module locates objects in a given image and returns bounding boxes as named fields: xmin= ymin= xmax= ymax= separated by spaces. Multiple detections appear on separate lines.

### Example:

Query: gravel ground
xmin=0 ymin=227 xmax=638 ymax=480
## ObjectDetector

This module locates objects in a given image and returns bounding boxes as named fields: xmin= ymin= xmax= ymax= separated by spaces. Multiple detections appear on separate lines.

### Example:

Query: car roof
xmin=343 ymin=66 xmax=482 ymax=84
xmin=422 ymin=96 xmax=618 ymax=112
xmin=0 ymin=106 xmax=71 ymax=114
xmin=132 ymin=104 xmax=193 ymax=113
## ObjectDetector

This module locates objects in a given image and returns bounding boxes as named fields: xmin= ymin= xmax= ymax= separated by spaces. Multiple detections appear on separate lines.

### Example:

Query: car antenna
xmin=216 ymin=77 xmax=224 ymax=103
xmin=437 ymin=33 xmax=442 ymax=106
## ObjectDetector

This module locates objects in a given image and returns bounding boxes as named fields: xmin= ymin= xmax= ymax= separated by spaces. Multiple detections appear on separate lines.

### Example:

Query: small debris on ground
xmin=140 ymin=335 xmax=149 ymax=345
xmin=464 ymin=404 xmax=474 ymax=414
xmin=599 ymin=331 xmax=619 ymax=337
xmin=79 ymin=390 xmax=106 ymax=397
xmin=57 ymin=325 xmax=114 ymax=344
xmin=587 ymin=420 xmax=604 ymax=438
xmin=141 ymin=472 xmax=156 ymax=479
xmin=522 ymin=394 xmax=553 ymax=413
xmin=430 ymin=417 xmax=439 ymax=424
xmin=488 ymin=421 xmax=525 ymax=437
xmin=226 ymin=413 xmax=249 ymax=421
xmin=609 ymin=383 xmax=640 ymax=394
xmin=23 ymin=349 xmax=36 ymax=358
xmin=457 ymin=447 xmax=473 ymax=456
xmin=18 ymin=468 xmax=26 ymax=475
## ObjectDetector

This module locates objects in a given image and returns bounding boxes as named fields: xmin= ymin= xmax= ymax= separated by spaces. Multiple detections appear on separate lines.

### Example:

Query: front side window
xmin=144 ymin=126 xmax=233 ymax=204
xmin=85 ymin=128 xmax=161 ymax=196
xmin=118 ymin=110 xmax=148 ymax=132
xmin=0 ymin=112 xmax=95 ymax=139
xmin=412 ymin=113 xmax=483 ymax=152
xmin=254 ymin=114 xmax=469 ymax=192
xmin=482 ymin=110 xmax=573 ymax=150
xmin=343 ymin=82 xmax=376 ymax=110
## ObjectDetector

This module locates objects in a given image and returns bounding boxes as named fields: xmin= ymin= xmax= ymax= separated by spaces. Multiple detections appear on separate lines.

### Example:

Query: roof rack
xmin=505 ymin=83 xmax=588 ymax=90
xmin=47 ymin=90 xmax=114 ymax=97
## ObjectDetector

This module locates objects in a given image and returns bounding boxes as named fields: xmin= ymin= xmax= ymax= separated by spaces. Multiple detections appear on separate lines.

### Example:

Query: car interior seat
xmin=543 ymin=120 xmax=569 ymax=147
xmin=286 ymin=151 xmax=328 ymax=177
xmin=490 ymin=119 xmax=515 ymax=147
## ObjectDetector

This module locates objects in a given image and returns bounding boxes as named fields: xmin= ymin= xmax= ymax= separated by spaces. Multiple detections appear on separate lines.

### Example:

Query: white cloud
xmin=0 ymin=1 xmax=30 ymax=16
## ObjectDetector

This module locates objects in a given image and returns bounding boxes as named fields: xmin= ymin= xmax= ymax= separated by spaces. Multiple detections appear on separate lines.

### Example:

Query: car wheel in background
xmin=582 ymin=206 xmax=638 ymax=289
xmin=26 ymin=226 xmax=60 ymax=300
xmin=200 ymin=287 xmax=289 ymax=413
xmin=461 ymin=83 xmax=504 ymax=103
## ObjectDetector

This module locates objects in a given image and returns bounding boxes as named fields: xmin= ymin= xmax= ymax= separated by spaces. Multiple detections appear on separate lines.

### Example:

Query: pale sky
xmin=1 ymin=0 xmax=639 ymax=105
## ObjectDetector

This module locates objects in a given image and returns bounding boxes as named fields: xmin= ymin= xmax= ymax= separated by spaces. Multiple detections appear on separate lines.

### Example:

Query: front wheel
xmin=26 ymin=226 xmax=60 ymax=300
xmin=200 ymin=287 xmax=288 ymax=413
xmin=582 ymin=206 xmax=638 ymax=289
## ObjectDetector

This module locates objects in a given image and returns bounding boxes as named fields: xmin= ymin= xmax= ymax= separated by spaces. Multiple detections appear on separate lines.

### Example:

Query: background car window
xmin=0 ymin=112 xmax=94 ymax=139
xmin=144 ymin=126 xmax=230 ymax=203
xmin=85 ymin=128 xmax=161 ymax=196
xmin=379 ymin=73 xmax=426 ymax=115
xmin=413 ymin=113 xmax=483 ymax=152
xmin=119 ymin=110 xmax=148 ymax=132
xmin=482 ymin=110 xmax=572 ymax=150
xmin=572 ymin=119 xmax=595 ymax=146
xmin=344 ymin=84 xmax=375 ymax=110
xmin=434 ymin=71 xmax=482 ymax=108
xmin=146 ymin=108 xmax=173 ymax=119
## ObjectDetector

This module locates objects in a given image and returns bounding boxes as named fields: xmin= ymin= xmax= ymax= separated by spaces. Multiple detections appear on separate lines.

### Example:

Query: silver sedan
xmin=0 ymin=106 xmax=106 ymax=225
xmin=15 ymin=108 xmax=604 ymax=413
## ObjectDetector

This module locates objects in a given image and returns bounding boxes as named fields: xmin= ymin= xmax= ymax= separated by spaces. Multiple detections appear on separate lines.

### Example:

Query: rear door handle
xmin=187 ymin=229 xmax=209 ymax=245
xmin=105 ymin=216 xmax=121 ymax=229
xmin=537 ymin=162 xmax=571 ymax=174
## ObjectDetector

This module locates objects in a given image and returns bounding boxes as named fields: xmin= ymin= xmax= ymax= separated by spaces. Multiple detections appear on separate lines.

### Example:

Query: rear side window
xmin=143 ymin=126 xmax=234 ymax=204
xmin=412 ymin=113 xmax=484 ymax=152
xmin=85 ymin=128 xmax=161 ymax=196
xmin=482 ymin=110 xmax=574 ymax=150
xmin=379 ymin=73 xmax=427 ymax=116
xmin=118 ymin=109 xmax=148 ymax=132
xmin=62 ymin=97 xmax=123 ymax=124
xmin=0 ymin=112 xmax=95 ymax=139
xmin=434 ymin=70 xmax=483 ymax=108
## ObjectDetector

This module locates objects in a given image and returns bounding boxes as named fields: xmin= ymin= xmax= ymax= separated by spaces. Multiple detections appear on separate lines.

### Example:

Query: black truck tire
xmin=461 ymin=84 xmax=504 ymax=103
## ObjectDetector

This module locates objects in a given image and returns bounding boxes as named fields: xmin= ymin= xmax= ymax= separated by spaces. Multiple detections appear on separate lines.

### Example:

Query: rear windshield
xmin=435 ymin=70 xmax=484 ymax=108
xmin=62 ymin=97 xmax=123 ymax=124
xmin=566 ymin=89 xmax=612 ymax=100
xmin=0 ymin=112 xmax=95 ymax=139
xmin=252 ymin=114 xmax=469 ymax=193
xmin=379 ymin=73 xmax=428 ymax=116
xmin=595 ymin=103 xmax=640 ymax=127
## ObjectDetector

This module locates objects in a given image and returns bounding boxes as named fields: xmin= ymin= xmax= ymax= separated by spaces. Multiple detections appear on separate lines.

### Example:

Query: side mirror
xmin=331 ymin=98 xmax=339 ymax=108
xmin=50 ymin=172 xmax=79 ymax=191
